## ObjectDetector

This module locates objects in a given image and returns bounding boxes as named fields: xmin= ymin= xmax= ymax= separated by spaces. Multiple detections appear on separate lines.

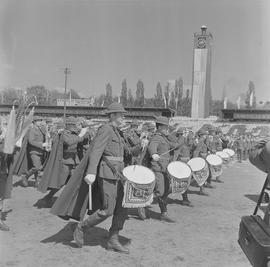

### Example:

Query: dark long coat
xmin=37 ymin=134 xmax=65 ymax=193
xmin=50 ymin=144 xmax=102 ymax=221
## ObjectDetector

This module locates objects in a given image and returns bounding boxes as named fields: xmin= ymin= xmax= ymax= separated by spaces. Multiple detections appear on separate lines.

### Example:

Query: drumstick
xmin=159 ymin=148 xmax=176 ymax=157
xmin=89 ymin=184 xmax=92 ymax=210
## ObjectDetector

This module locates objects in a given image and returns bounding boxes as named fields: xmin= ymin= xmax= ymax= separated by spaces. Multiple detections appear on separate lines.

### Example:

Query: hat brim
xmin=104 ymin=109 xmax=127 ymax=115
xmin=156 ymin=122 xmax=169 ymax=126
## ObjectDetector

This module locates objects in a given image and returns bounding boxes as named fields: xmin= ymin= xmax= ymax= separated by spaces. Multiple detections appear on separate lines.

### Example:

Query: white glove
xmin=42 ymin=142 xmax=48 ymax=148
xmin=141 ymin=139 xmax=149 ymax=149
xmin=84 ymin=174 xmax=96 ymax=185
xmin=79 ymin=127 xmax=89 ymax=137
xmin=152 ymin=154 xmax=160 ymax=161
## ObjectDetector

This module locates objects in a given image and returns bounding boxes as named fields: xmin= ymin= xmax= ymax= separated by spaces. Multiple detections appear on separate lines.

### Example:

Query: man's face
xmin=158 ymin=124 xmax=169 ymax=135
xmin=111 ymin=112 xmax=125 ymax=126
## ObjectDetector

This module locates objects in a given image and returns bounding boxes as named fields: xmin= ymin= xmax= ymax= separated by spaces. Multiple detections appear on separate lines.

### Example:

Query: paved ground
xmin=0 ymin=160 xmax=267 ymax=267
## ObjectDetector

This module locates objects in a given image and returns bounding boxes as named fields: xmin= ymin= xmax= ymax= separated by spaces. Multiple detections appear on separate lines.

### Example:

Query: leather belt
xmin=105 ymin=156 xmax=124 ymax=162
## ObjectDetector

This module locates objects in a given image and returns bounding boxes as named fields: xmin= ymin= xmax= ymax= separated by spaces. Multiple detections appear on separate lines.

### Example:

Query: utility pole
xmin=63 ymin=67 xmax=71 ymax=126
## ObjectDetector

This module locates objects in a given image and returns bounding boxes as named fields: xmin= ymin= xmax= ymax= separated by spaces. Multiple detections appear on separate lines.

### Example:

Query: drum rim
xmin=122 ymin=165 xmax=155 ymax=184
xmin=223 ymin=149 xmax=235 ymax=156
xmin=206 ymin=154 xmax=223 ymax=165
xmin=187 ymin=157 xmax=206 ymax=171
xmin=216 ymin=151 xmax=230 ymax=158
xmin=167 ymin=161 xmax=191 ymax=178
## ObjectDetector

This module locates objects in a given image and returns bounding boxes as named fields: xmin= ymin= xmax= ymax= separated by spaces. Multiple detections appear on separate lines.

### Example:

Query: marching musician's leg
xmin=31 ymin=153 xmax=43 ymax=188
xmin=107 ymin=181 xmax=129 ymax=254
xmin=205 ymin=173 xmax=215 ymax=189
xmin=155 ymin=172 xmax=175 ymax=223
xmin=0 ymin=199 xmax=9 ymax=231
xmin=20 ymin=153 xmax=42 ymax=187
xmin=182 ymin=191 xmax=193 ymax=207
xmin=199 ymin=186 xmax=209 ymax=196
xmin=137 ymin=207 xmax=147 ymax=220
xmin=73 ymin=178 xmax=128 ymax=253
xmin=215 ymin=175 xmax=223 ymax=183
xmin=0 ymin=174 xmax=9 ymax=231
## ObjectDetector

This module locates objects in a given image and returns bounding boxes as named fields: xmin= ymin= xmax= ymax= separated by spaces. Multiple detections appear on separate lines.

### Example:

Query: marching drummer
xmin=205 ymin=126 xmax=223 ymax=183
xmin=72 ymin=102 xmax=143 ymax=254
xmin=192 ymin=129 xmax=212 ymax=195
xmin=171 ymin=127 xmax=193 ymax=207
xmin=148 ymin=116 xmax=179 ymax=223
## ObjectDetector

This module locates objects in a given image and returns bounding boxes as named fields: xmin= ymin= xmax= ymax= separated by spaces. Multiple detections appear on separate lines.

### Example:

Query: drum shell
xmin=187 ymin=158 xmax=209 ymax=187
xmin=122 ymin=165 xmax=155 ymax=208
xmin=206 ymin=155 xmax=223 ymax=178
xmin=168 ymin=168 xmax=191 ymax=195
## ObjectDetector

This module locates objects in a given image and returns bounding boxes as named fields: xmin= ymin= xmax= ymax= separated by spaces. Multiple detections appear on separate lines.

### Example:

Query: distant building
xmin=56 ymin=98 xmax=93 ymax=106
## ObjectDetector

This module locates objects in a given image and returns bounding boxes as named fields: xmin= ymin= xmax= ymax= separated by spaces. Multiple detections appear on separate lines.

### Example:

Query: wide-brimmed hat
xmin=155 ymin=116 xmax=169 ymax=126
xmin=198 ymin=129 xmax=208 ymax=136
xmin=104 ymin=102 xmax=127 ymax=114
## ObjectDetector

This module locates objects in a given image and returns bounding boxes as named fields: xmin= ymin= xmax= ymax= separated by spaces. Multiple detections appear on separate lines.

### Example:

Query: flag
xmin=69 ymin=90 xmax=72 ymax=101
xmin=168 ymin=91 xmax=172 ymax=106
xmin=249 ymin=91 xmax=254 ymax=107
xmin=15 ymin=107 xmax=35 ymax=148
xmin=163 ymin=93 xmax=167 ymax=108
xmin=3 ymin=106 xmax=16 ymax=154
xmin=175 ymin=95 xmax=178 ymax=111
xmin=223 ymin=97 xmax=227 ymax=109
xmin=236 ymin=96 xmax=241 ymax=109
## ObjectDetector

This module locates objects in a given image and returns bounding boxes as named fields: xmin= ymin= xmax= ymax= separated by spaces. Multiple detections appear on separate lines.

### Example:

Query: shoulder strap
xmin=102 ymin=155 xmax=126 ymax=183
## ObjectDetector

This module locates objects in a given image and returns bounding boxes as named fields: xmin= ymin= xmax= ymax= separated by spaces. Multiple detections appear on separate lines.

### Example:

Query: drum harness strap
xmin=102 ymin=155 xmax=126 ymax=184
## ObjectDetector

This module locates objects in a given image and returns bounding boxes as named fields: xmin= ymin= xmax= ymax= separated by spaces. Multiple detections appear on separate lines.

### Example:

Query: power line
xmin=63 ymin=67 xmax=71 ymax=126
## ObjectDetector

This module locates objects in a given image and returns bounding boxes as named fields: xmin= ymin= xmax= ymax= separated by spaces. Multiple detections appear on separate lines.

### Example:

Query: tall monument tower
xmin=191 ymin=26 xmax=213 ymax=118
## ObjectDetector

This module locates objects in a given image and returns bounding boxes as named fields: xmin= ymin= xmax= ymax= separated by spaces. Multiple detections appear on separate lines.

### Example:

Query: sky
xmin=0 ymin=0 xmax=269 ymax=101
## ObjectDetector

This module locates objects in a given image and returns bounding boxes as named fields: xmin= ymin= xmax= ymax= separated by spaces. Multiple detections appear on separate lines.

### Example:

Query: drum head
xmin=216 ymin=151 xmax=230 ymax=159
xmin=223 ymin=148 xmax=235 ymax=157
xmin=123 ymin=165 xmax=155 ymax=184
xmin=187 ymin=157 xmax=206 ymax=171
xmin=206 ymin=154 xmax=222 ymax=165
xmin=167 ymin=161 xmax=191 ymax=179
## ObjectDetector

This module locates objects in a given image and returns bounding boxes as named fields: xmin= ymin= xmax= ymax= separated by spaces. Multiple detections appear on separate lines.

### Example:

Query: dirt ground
xmin=0 ymin=160 xmax=266 ymax=267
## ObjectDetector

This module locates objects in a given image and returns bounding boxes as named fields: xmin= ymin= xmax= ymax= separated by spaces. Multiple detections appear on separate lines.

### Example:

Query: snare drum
xmin=206 ymin=154 xmax=223 ymax=178
xmin=167 ymin=161 xmax=192 ymax=194
xmin=216 ymin=151 xmax=230 ymax=168
xmin=223 ymin=148 xmax=236 ymax=164
xmin=122 ymin=165 xmax=155 ymax=208
xmin=187 ymin=157 xmax=209 ymax=187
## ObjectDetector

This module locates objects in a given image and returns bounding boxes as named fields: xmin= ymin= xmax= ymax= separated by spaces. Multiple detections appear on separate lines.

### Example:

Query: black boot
xmin=160 ymin=212 xmax=176 ymax=223
xmin=73 ymin=211 xmax=108 ymax=248
xmin=107 ymin=231 xmax=129 ymax=254
xmin=199 ymin=187 xmax=209 ymax=196
xmin=215 ymin=176 xmax=224 ymax=183
xmin=73 ymin=222 xmax=84 ymax=248
xmin=204 ymin=182 xmax=215 ymax=189
xmin=0 ymin=211 xmax=9 ymax=231
xmin=182 ymin=192 xmax=193 ymax=207
xmin=137 ymin=207 xmax=147 ymax=220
